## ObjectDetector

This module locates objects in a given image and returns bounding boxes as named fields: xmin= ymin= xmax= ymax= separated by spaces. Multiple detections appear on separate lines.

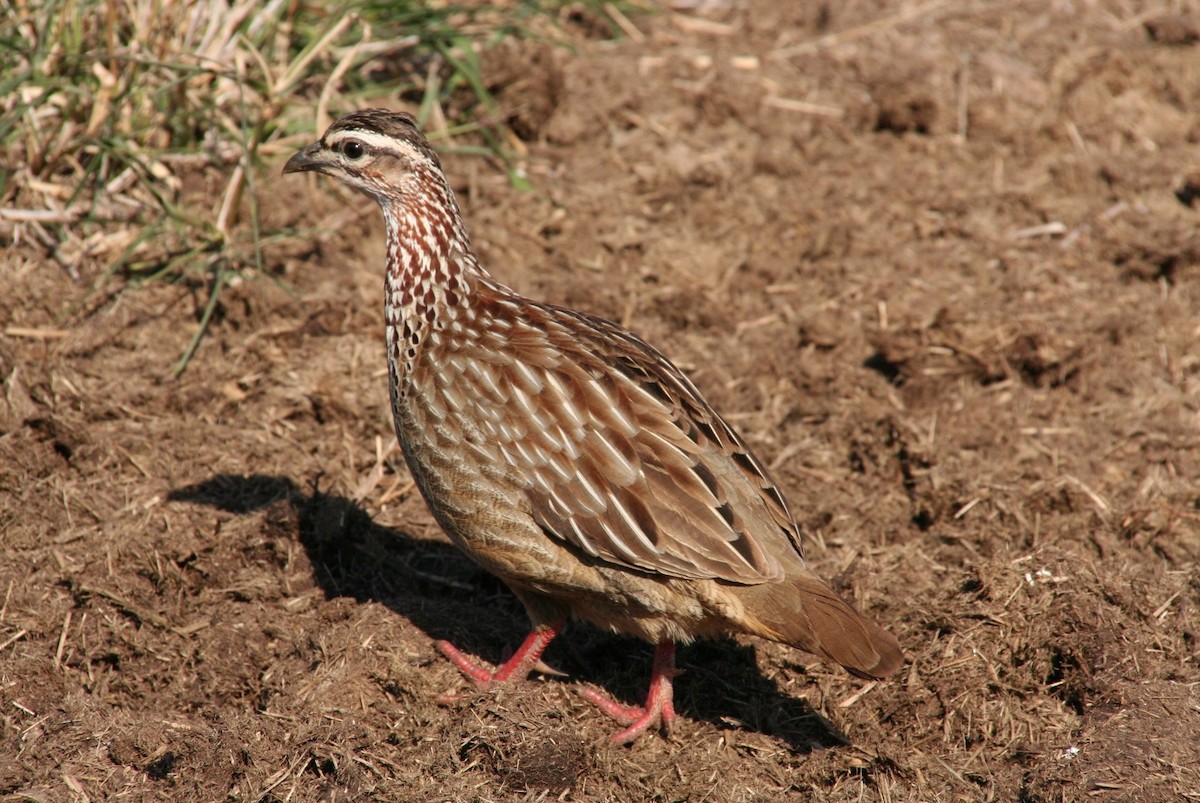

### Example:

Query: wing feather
xmin=450 ymin=290 xmax=805 ymax=584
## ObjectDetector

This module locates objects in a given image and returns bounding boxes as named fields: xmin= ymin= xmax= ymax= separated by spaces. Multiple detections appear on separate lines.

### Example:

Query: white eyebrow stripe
xmin=325 ymin=129 xmax=424 ymax=161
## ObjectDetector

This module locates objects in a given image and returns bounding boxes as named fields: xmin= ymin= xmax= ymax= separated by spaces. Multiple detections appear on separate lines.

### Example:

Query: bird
xmin=283 ymin=109 xmax=903 ymax=744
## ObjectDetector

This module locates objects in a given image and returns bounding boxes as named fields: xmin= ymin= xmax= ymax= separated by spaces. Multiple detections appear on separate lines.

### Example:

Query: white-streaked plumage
xmin=284 ymin=109 xmax=903 ymax=743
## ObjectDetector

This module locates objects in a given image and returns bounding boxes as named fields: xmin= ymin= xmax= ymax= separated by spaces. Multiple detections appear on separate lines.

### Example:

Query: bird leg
xmin=436 ymin=621 xmax=563 ymax=688
xmin=580 ymin=641 xmax=678 ymax=744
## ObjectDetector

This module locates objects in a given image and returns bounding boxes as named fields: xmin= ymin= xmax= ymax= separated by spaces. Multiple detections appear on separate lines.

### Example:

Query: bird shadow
xmin=168 ymin=472 xmax=852 ymax=753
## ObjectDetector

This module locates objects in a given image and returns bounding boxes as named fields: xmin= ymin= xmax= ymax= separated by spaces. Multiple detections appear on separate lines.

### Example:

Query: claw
xmin=580 ymin=641 xmax=678 ymax=744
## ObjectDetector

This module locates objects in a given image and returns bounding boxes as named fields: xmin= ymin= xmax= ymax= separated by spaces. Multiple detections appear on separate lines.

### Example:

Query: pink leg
xmin=581 ymin=641 xmax=678 ymax=744
xmin=436 ymin=621 xmax=563 ymax=689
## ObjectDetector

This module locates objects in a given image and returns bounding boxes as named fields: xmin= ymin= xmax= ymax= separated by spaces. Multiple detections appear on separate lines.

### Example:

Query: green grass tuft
xmin=0 ymin=0 xmax=625 ymax=373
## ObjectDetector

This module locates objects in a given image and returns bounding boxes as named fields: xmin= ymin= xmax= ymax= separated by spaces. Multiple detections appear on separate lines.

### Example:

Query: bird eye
xmin=342 ymin=140 xmax=365 ymax=160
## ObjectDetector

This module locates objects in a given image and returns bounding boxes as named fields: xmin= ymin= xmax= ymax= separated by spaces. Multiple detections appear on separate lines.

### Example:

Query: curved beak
xmin=283 ymin=141 xmax=328 ymax=175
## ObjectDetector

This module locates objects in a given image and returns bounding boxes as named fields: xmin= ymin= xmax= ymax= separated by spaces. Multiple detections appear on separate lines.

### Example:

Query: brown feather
xmin=734 ymin=571 xmax=904 ymax=679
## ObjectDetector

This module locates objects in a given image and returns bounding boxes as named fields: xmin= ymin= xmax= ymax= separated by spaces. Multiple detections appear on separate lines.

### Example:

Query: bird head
xmin=283 ymin=109 xmax=444 ymax=205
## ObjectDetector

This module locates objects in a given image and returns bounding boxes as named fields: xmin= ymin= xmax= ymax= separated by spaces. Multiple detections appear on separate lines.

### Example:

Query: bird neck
xmin=380 ymin=168 xmax=484 ymax=335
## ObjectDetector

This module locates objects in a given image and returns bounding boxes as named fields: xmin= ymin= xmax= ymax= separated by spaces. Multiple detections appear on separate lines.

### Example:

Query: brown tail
xmin=735 ymin=572 xmax=903 ymax=679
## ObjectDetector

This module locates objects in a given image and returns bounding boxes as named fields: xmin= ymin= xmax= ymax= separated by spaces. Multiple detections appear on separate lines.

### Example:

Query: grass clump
xmin=0 ymin=0 xmax=618 ymax=373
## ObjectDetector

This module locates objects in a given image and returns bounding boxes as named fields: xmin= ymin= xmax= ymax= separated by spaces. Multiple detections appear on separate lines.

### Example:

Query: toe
xmin=579 ymin=685 xmax=644 ymax=726
xmin=436 ymin=640 xmax=498 ymax=688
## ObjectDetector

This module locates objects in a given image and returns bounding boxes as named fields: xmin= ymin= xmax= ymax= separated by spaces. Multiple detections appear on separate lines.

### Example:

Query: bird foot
xmin=436 ymin=640 xmax=504 ymax=688
xmin=436 ymin=623 xmax=563 ymax=689
xmin=579 ymin=641 xmax=679 ymax=745
xmin=579 ymin=685 xmax=677 ymax=744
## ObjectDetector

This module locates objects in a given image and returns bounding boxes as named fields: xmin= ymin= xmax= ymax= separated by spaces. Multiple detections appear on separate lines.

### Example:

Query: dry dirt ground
xmin=3 ymin=1 xmax=1200 ymax=800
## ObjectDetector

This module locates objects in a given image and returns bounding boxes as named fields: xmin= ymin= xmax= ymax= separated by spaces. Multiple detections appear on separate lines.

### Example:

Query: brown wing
xmin=443 ymin=284 xmax=805 ymax=585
